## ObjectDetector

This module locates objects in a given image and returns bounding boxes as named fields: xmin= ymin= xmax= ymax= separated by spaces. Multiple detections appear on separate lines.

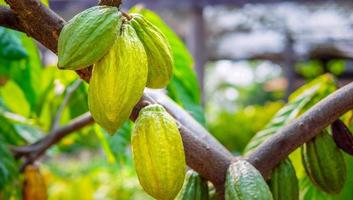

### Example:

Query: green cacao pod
xmin=132 ymin=104 xmax=186 ymax=200
xmin=225 ymin=160 xmax=273 ymax=200
xmin=176 ymin=170 xmax=209 ymax=200
xmin=88 ymin=23 xmax=147 ymax=134
xmin=301 ymin=129 xmax=347 ymax=194
xmin=268 ymin=159 xmax=298 ymax=200
xmin=130 ymin=14 xmax=173 ymax=89
xmin=58 ymin=6 xmax=122 ymax=70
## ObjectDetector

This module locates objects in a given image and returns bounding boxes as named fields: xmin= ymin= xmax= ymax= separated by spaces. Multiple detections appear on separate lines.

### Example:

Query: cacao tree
xmin=1 ymin=0 xmax=353 ymax=200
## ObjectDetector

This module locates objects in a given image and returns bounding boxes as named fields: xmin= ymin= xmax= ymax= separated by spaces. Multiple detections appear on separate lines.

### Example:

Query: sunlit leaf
xmin=0 ymin=80 xmax=30 ymax=117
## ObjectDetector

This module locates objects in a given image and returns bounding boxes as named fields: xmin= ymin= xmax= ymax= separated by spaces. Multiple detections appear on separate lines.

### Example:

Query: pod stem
xmin=122 ymin=11 xmax=132 ymax=20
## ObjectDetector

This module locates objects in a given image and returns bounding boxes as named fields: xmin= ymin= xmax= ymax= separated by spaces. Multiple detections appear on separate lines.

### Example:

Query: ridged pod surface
xmin=58 ymin=6 xmax=122 ymax=70
xmin=301 ymin=130 xmax=347 ymax=194
xmin=130 ymin=14 xmax=173 ymax=88
xmin=23 ymin=165 xmax=47 ymax=200
xmin=88 ymin=23 xmax=148 ymax=134
xmin=268 ymin=159 xmax=299 ymax=200
xmin=132 ymin=104 xmax=186 ymax=200
xmin=225 ymin=160 xmax=273 ymax=200
xmin=176 ymin=170 xmax=209 ymax=200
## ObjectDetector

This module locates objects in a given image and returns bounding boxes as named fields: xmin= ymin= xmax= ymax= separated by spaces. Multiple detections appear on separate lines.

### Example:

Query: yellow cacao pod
xmin=88 ymin=23 xmax=148 ymax=134
xmin=22 ymin=164 xmax=47 ymax=200
xmin=132 ymin=104 xmax=186 ymax=200
xmin=130 ymin=14 xmax=173 ymax=89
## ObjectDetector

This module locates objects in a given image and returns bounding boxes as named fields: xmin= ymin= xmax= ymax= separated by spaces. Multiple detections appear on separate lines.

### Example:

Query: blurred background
xmin=2 ymin=0 xmax=353 ymax=199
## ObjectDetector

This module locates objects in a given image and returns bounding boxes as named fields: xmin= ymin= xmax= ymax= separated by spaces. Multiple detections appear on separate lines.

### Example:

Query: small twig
xmin=51 ymin=80 xmax=83 ymax=131
xmin=12 ymin=113 xmax=94 ymax=171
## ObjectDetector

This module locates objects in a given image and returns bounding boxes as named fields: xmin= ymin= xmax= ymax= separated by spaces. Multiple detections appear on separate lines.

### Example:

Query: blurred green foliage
xmin=209 ymin=102 xmax=283 ymax=152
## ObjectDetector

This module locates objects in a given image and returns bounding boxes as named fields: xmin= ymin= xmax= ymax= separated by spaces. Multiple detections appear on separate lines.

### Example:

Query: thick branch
xmin=4 ymin=0 xmax=64 ymax=52
xmin=0 ymin=6 xmax=23 ymax=32
xmin=247 ymin=82 xmax=353 ymax=179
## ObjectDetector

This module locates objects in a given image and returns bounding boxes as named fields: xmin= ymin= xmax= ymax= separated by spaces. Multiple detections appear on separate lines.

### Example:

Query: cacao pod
xmin=23 ymin=164 xmax=47 ymax=200
xmin=88 ymin=23 xmax=148 ymax=134
xmin=131 ymin=104 xmax=186 ymax=200
xmin=130 ymin=14 xmax=173 ymax=89
xmin=58 ymin=6 xmax=122 ymax=70
xmin=225 ymin=160 xmax=273 ymax=200
xmin=176 ymin=170 xmax=209 ymax=200
xmin=332 ymin=119 xmax=353 ymax=155
xmin=268 ymin=159 xmax=299 ymax=200
xmin=301 ymin=130 xmax=347 ymax=194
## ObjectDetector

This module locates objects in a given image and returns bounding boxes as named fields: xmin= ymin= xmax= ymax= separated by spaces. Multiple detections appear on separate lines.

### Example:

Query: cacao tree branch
xmin=246 ymin=82 xmax=353 ymax=179
xmin=0 ymin=6 xmax=23 ymax=32
xmin=12 ymin=112 xmax=94 ymax=171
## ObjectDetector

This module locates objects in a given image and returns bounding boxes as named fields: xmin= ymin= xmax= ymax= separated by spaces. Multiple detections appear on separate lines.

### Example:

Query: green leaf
xmin=14 ymin=124 xmax=43 ymax=143
xmin=0 ymin=80 xmax=30 ymax=117
xmin=130 ymin=7 xmax=205 ymax=125
xmin=0 ymin=32 xmax=43 ymax=115
xmin=96 ymin=122 xmax=132 ymax=166
xmin=0 ymin=141 xmax=19 ymax=195
xmin=244 ymin=84 xmax=319 ymax=154
xmin=0 ymin=28 xmax=27 ymax=60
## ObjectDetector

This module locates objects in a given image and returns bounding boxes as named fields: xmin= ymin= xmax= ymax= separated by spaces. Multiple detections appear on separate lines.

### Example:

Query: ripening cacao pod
xmin=301 ymin=130 xmax=347 ymax=194
xmin=225 ymin=160 xmax=273 ymax=200
xmin=88 ymin=23 xmax=148 ymax=134
xmin=132 ymin=104 xmax=186 ymax=200
xmin=130 ymin=14 xmax=173 ymax=89
xmin=332 ymin=119 xmax=353 ymax=155
xmin=176 ymin=170 xmax=209 ymax=200
xmin=23 ymin=164 xmax=47 ymax=200
xmin=58 ymin=6 xmax=122 ymax=70
xmin=268 ymin=159 xmax=299 ymax=200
